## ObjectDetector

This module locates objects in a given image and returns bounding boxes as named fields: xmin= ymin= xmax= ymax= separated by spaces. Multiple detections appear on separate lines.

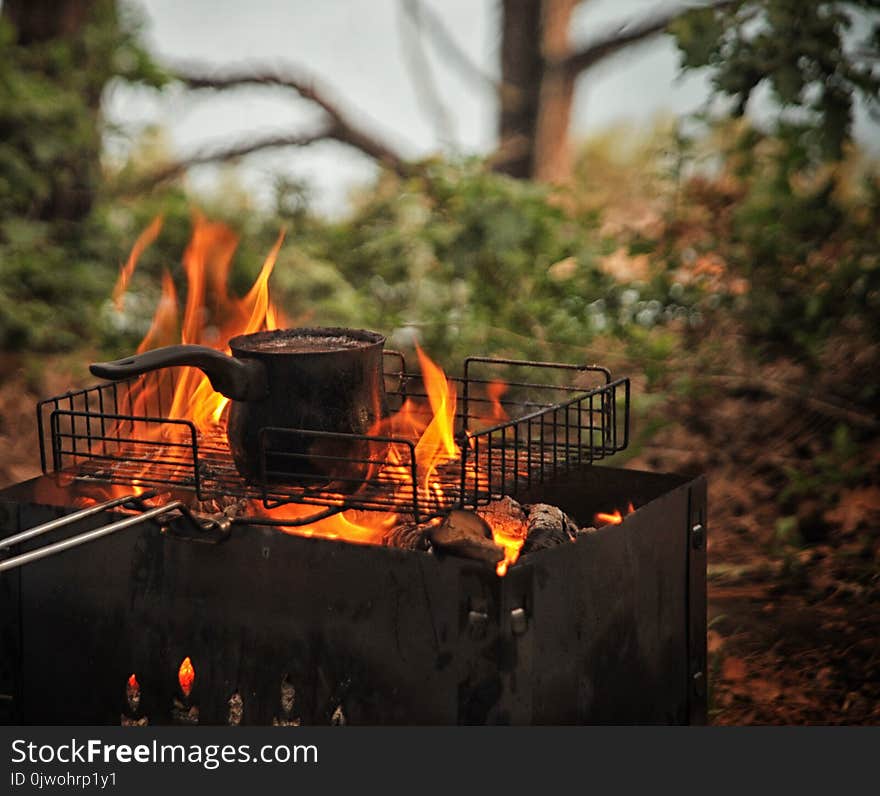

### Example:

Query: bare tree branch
xmin=405 ymin=0 xmax=521 ymax=104
xmin=555 ymin=0 xmax=738 ymax=77
xmin=399 ymin=0 xmax=457 ymax=148
xmin=171 ymin=62 xmax=412 ymax=176
xmin=113 ymin=128 xmax=340 ymax=195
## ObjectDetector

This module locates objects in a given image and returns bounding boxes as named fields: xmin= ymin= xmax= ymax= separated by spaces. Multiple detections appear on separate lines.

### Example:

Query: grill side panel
xmin=1 ymin=466 xmax=704 ymax=725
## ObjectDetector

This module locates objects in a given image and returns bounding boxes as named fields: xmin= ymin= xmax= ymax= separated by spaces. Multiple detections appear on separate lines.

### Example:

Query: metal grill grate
xmin=37 ymin=353 xmax=629 ymax=523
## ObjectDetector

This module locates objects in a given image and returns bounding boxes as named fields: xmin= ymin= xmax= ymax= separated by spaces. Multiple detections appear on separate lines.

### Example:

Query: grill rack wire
xmin=37 ymin=352 xmax=629 ymax=523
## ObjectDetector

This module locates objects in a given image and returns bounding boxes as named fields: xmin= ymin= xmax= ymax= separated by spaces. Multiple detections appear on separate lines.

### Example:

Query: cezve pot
xmin=90 ymin=327 xmax=389 ymax=489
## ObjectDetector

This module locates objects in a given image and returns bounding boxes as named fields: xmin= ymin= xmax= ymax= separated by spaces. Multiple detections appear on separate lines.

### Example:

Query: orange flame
xmin=414 ymin=344 xmax=459 ymax=492
xmin=137 ymin=270 xmax=179 ymax=353
xmin=116 ymin=215 xmax=288 ymax=439
xmin=261 ymin=346 xmax=463 ymax=546
xmin=486 ymin=380 xmax=509 ymax=423
xmin=488 ymin=519 xmax=527 ymax=577
xmin=107 ymin=216 xmax=522 ymax=574
xmin=178 ymin=656 xmax=194 ymax=698
xmin=127 ymin=673 xmax=139 ymax=691
xmin=594 ymin=501 xmax=636 ymax=526
xmin=113 ymin=215 xmax=164 ymax=311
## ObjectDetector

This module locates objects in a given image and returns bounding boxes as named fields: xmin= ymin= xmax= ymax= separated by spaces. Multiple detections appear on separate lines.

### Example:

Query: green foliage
xmin=772 ymin=514 xmax=800 ymax=552
xmin=672 ymin=0 xmax=880 ymax=160
xmin=91 ymin=156 xmax=716 ymax=374
xmin=781 ymin=425 xmax=868 ymax=506
xmin=0 ymin=1 xmax=167 ymax=352
xmin=624 ymin=116 xmax=880 ymax=363
xmin=0 ymin=3 xmax=165 ymax=220
xmin=1 ymin=0 xmax=876 ymax=379
xmin=280 ymin=161 xmax=650 ymax=363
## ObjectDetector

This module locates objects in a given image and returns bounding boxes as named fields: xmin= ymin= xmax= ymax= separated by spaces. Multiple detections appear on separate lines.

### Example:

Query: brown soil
xmin=623 ymin=327 xmax=880 ymax=725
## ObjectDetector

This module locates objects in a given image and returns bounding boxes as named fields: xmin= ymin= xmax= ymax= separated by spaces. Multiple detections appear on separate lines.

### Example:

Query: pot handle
xmin=90 ymin=344 xmax=268 ymax=401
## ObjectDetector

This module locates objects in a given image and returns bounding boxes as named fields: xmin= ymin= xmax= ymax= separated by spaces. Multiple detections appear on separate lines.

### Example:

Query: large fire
xmin=111 ymin=215 xmax=525 ymax=575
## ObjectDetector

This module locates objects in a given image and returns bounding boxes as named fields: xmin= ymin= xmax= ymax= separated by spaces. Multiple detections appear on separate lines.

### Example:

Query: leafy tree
xmin=128 ymin=1 xmax=879 ymax=188
xmin=0 ymin=0 xmax=165 ymax=219
xmin=672 ymin=0 xmax=880 ymax=161
xmin=0 ymin=0 xmax=165 ymax=350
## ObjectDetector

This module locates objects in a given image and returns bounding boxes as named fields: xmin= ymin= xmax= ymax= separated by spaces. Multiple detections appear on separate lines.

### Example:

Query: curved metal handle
xmin=90 ymin=344 xmax=268 ymax=401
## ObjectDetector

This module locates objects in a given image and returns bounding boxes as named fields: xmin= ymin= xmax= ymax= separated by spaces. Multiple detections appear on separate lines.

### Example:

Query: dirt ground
xmin=623 ymin=331 xmax=880 ymax=725
xmin=1 ymin=342 xmax=878 ymax=725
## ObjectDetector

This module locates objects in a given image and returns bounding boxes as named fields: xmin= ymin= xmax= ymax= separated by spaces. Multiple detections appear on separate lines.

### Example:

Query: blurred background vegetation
xmin=2 ymin=0 xmax=878 ymax=365
xmin=0 ymin=0 xmax=878 ymax=723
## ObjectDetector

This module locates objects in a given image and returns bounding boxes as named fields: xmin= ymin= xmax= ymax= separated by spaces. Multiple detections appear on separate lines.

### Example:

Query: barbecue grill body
xmin=0 ymin=465 xmax=706 ymax=725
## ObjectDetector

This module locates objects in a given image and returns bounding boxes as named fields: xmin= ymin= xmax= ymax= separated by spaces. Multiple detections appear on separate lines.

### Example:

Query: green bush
xmin=272 ymin=160 xmax=704 ymax=366
xmin=602 ymin=119 xmax=880 ymax=365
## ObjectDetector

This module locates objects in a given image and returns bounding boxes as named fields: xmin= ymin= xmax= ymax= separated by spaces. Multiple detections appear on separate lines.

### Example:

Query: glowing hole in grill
xmin=594 ymin=501 xmax=636 ymax=526
xmin=178 ymin=656 xmax=194 ymax=698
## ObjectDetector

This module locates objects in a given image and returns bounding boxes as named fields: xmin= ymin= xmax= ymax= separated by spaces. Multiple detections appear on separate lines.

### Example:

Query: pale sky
xmin=104 ymin=0 xmax=879 ymax=215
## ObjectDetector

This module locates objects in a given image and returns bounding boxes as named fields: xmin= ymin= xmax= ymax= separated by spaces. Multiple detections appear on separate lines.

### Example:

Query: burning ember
xmin=110 ymin=215 xmax=526 ymax=572
xmin=594 ymin=502 xmax=636 ymax=526
xmin=178 ymin=656 xmax=194 ymax=698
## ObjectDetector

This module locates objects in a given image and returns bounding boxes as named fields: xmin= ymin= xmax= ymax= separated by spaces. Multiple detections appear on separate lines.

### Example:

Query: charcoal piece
xmin=272 ymin=716 xmax=301 ymax=727
xmin=273 ymin=676 xmax=301 ymax=726
xmin=385 ymin=521 xmax=431 ymax=551
xmin=187 ymin=495 xmax=247 ymax=517
xmin=331 ymin=705 xmax=347 ymax=726
xmin=120 ymin=714 xmax=148 ymax=727
xmin=476 ymin=496 xmax=527 ymax=530
xmin=227 ymin=691 xmax=244 ymax=726
xmin=522 ymin=503 xmax=580 ymax=553
xmin=384 ymin=514 xmax=431 ymax=551
xmin=170 ymin=699 xmax=199 ymax=725
xmin=428 ymin=510 xmax=504 ymax=566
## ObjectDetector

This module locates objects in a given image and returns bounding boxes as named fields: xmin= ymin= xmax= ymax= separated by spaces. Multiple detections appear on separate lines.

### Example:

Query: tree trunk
xmin=533 ymin=0 xmax=577 ymax=182
xmin=497 ymin=0 xmax=577 ymax=182
xmin=497 ymin=0 xmax=544 ymax=178
xmin=2 ymin=0 xmax=92 ymax=44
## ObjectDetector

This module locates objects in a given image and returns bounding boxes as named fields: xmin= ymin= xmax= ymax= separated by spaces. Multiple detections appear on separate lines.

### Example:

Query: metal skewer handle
xmin=0 ymin=492 xmax=183 ymax=573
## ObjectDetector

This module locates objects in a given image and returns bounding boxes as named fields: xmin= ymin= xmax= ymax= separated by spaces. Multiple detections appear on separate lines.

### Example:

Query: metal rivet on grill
xmin=510 ymin=607 xmax=528 ymax=635
xmin=467 ymin=609 xmax=488 ymax=639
